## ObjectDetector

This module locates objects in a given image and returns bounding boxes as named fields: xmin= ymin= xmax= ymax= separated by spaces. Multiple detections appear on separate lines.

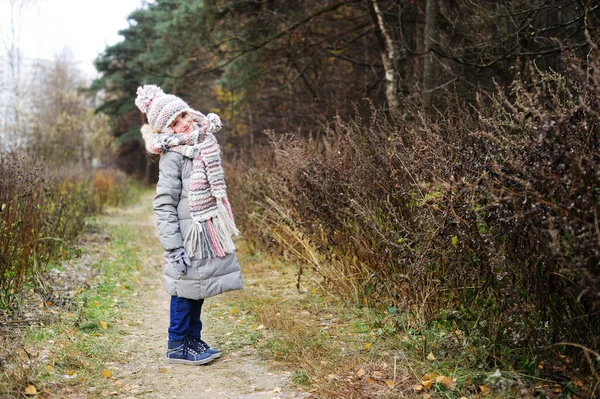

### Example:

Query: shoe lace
xmin=186 ymin=337 xmax=208 ymax=353
xmin=182 ymin=338 xmax=202 ymax=356
xmin=199 ymin=339 xmax=211 ymax=351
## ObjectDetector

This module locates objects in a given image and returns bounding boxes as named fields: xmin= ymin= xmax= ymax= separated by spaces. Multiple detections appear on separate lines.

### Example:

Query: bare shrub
xmin=0 ymin=153 xmax=139 ymax=305
xmin=227 ymin=52 xmax=600 ymax=370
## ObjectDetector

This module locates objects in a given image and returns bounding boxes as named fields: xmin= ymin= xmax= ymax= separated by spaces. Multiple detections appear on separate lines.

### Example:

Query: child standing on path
xmin=135 ymin=85 xmax=243 ymax=366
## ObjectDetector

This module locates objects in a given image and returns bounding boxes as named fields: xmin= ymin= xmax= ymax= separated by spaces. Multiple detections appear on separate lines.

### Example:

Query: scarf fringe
xmin=185 ymin=207 xmax=238 ymax=259
xmin=217 ymin=197 xmax=240 ymax=237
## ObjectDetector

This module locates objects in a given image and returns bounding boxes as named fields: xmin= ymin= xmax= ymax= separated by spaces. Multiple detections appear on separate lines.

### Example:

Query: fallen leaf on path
xmin=230 ymin=309 xmax=238 ymax=315
xmin=422 ymin=379 xmax=433 ymax=390
xmin=435 ymin=375 xmax=456 ymax=390
xmin=101 ymin=370 xmax=112 ymax=378
xmin=159 ymin=368 xmax=168 ymax=373
xmin=356 ymin=368 xmax=366 ymax=377
xmin=24 ymin=385 xmax=37 ymax=395
xmin=479 ymin=385 xmax=489 ymax=394
xmin=386 ymin=380 xmax=394 ymax=387
xmin=363 ymin=343 xmax=371 ymax=350
xmin=413 ymin=384 xmax=423 ymax=391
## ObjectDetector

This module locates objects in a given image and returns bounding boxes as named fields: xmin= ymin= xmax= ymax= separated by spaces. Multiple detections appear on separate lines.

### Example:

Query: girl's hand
xmin=206 ymin=113 xmax=223 ymax=133
xmin=164 ymin=247 xmax=191 ymax=275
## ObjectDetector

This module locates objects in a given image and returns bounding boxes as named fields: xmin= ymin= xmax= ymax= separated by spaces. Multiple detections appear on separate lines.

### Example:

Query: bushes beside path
xmin=0 ymin=153 xmax=141 ymax=306
xmin=227 ymin=55 xmax=600 ymax=385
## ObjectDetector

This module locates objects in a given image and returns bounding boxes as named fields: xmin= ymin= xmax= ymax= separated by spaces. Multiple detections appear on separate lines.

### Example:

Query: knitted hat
xmin=135 ymin=85 xmax=192 ymax=133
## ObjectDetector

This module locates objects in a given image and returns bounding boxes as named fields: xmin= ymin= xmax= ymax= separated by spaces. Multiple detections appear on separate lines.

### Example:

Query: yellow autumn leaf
xmin=101 ymin=369 xmax=112 ymax=378
xmin=538 ymin=360 xmax=545 ymax=369
xmin=159 ymin=368 xmax=168 ymax=373
xmin=45 ymin=365 xmax=53 ymax=371
xmin=413 ymin=384 xmax=423 ymax=391
xmin=435 ymin=375 xmax=456 ymax=390
xmin=24 ymin=385 xmax=37 ymax=395
xmin=66 ymin=369 xmax=76 ymax=376
xmin=422 ymin=379 xmax=434 ymax=390
xmin=479 ymin=384 xmax=490 ymax=394
xmin=230 ymin=309 xmax=238 ymax=315
xmin=93 ymin=301 xmax=99 ymax=307
xmin=100 ymin=320 xmax=108 ymax=330
xmin=426 ymin=351 xmax=436 ymax=361
xmin=385 ymin=380 xmax=394 ymax=387
xmin=364 ymin=343 xmax=371 ymax=350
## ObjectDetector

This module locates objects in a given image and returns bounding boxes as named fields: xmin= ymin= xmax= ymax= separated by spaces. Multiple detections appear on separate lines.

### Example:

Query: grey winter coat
xmin=153 ymin=151 xmax=243 ymax=299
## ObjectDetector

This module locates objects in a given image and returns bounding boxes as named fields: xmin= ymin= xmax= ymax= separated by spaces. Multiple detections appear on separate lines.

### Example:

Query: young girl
xmin=135 ymin=85 xmax=243 ymax=366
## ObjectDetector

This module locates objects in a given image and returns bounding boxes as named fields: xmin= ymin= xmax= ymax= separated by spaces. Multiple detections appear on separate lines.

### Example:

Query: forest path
xmin=99 ymin=191 xmax=306 ymax=399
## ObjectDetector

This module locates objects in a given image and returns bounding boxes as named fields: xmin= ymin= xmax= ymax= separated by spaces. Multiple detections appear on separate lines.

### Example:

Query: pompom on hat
xmin=135 ymin=84 xmax=192 ymax=133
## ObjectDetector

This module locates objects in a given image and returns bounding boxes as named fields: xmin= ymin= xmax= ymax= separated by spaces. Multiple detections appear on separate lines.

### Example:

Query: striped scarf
xmin=143 ymin=120 xmax=239 ymax=259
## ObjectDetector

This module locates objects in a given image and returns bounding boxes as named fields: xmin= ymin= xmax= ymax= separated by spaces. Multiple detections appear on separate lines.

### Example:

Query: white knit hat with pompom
xmin=135 ymin=85 xmax=192 ymax=133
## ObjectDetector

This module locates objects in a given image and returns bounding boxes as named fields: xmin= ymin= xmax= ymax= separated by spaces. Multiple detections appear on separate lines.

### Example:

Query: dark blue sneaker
xmin=189 ymin=337 xmax=222 ymax=359
xmin=165 ymin=338 xmax=214 ymax=365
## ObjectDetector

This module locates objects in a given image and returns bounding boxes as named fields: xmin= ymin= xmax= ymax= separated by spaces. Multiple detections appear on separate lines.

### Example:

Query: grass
xmin=215 ymin=240 xmax=595 ymax=398
xmin=0 ymin=211 xmax=145 ymax=398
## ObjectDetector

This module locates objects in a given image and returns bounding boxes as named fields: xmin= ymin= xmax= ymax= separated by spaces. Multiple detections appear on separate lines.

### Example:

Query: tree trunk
xmin=368 ymin=0 xmax=400 ymax=112
xmin=422 ymin=0 xmax=436 ymax=111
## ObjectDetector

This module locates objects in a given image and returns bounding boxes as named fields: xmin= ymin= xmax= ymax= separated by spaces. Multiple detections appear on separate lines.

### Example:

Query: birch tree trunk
xmin=368 ymin=0 xmax=400 ymax=112
xmin=422 ymin=0 xmax=436 ymax=111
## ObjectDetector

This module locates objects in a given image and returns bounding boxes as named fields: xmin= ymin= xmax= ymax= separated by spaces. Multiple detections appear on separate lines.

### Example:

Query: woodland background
xmin=1 ymin=0 xmax=599 ymax=395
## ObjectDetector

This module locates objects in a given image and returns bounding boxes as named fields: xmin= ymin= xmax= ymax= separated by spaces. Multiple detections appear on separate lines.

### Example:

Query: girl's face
xmin=170 ymin=112 xmax=194 ymax=134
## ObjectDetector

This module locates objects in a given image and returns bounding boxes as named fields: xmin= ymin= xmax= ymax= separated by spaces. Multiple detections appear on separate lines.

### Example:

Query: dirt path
xmin=102 ymin=192 xmax=307 ymax=399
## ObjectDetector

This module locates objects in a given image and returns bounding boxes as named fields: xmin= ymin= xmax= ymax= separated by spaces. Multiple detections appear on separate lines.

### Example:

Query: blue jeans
xmin=168 ymin=296 xmax=204 ymax=341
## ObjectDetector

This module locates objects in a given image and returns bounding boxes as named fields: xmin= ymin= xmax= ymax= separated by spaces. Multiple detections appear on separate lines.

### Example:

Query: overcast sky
xmin=0 ymin=0 xmax=145 ymax=79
